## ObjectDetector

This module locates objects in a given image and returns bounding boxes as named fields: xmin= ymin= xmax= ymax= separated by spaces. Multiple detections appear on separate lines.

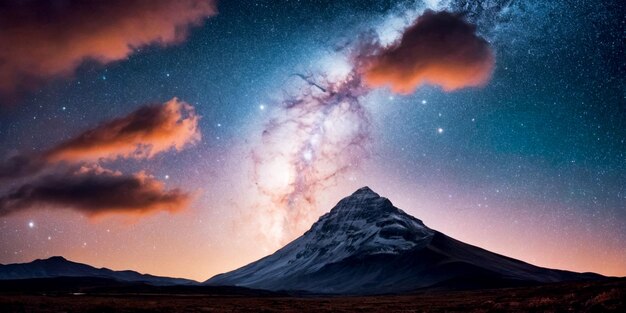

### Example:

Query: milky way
xmin=249 ymin=48 xmax=372 ymax=244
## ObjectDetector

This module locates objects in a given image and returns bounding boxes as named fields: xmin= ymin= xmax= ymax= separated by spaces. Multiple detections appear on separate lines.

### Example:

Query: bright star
xmin=437 ymin=128 xmax=444 ymax=134
xmin=303 ymin=150 xmax=313 ymax=162
xmin=422 ymin=99 xmax=427 ymax=104
xmin=28 ymin=221 xmax=34 ymax=228
xmin=259 ymin=104 xmax=266 ymax=110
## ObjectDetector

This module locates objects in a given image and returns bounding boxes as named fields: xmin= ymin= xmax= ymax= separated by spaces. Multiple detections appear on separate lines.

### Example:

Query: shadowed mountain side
xmin=206 ymin=187 xmax=604 ymax=294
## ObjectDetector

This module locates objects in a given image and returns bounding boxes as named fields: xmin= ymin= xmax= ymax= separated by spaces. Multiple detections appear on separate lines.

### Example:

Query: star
xmin=259 ymin=104 xmax=266 ymax=110
xmin=28 ymin=221 xmax=34 ymax=228
xmin=437 ymin=128 xmax=444 ymax=134
xmin=303 ymin=150 xmax=313 ymax=161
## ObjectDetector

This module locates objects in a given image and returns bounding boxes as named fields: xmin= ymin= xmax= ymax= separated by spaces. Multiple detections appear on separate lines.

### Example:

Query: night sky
xmin=0 ymin=0 xmax=624 ymax=281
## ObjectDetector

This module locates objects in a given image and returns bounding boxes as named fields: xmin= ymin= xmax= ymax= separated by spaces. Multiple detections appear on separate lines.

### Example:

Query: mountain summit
xmin=206 ymin=187 xmax=602 ymax=294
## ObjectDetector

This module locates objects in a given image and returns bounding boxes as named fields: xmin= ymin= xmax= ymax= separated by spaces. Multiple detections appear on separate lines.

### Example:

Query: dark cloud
xmin=0 ymin=98 xmax=200 ymax=180
xmin=0 ymin=154 xmax=46 ymax=180
xmin=0 ymin=0 xmax=216 ymax=97
xmin=0 ymin=98 xmax=200 ymax=218
xmin=0 ymin=165 xmax=190 ymax=218
xmin=363 ymin=10 xmax=495 ymax=93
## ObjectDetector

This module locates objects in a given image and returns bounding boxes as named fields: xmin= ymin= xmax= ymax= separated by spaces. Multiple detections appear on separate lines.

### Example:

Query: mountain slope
xmin=0 ymin=256 xmax=195 ymax=286
xmin=206 ymin=187 xmax=602 ymax=294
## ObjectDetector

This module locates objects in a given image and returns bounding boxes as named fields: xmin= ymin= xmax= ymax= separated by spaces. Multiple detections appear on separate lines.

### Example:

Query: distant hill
xmin=0 ymin=256 xmax=194 ymax=286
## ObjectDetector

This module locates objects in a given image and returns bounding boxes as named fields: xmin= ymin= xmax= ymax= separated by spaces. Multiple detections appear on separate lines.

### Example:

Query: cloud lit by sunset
xmin=0 ymin=0 xmax=216 ymax=97
xmin=363 ymin=10 xmax=495 ymax=93
xmin=45 ymin=98 xmax=201 ymax=162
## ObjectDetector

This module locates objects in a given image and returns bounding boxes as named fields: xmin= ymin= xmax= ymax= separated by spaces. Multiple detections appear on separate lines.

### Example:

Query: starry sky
xmin=0 ymin=0 xmax=624 ymax=281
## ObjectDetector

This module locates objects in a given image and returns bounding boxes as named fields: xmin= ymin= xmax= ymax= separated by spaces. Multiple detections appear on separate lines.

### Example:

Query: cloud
xmin=0 ymin=0 xmax=216 ymax=97
xmin=363 ymin=10 xmax=495 ymax=93
xmin=45 ymin=98 xmax=201 ymax=162
xmin=0 ymin=98 xmax=200 ymax=218
xmin=0 ymin=154 xmax=46 ymax=180
xmin=0 ymin=98 xmax=200 ymax=180
xmin=0 ymin=165 xmax=190 ymax=218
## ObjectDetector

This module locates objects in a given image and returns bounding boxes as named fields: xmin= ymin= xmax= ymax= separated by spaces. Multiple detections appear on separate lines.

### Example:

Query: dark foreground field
xmin=0 ymin=279 xmax=624 ymax=313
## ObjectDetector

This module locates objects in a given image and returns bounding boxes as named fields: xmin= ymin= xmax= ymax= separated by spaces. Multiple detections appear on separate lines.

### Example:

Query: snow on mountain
xmin=206 ymin=186 xmax=603 ymax=294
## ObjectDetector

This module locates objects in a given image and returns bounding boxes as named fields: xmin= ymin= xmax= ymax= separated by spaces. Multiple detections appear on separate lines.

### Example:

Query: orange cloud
xmin=363 ymin=10 xmax=495 ymax=93
xmin=0 ymin=165 xmax=190 ymax=218
xmin=0 ymin=0 xmax=216 ymax=97
xmin=0 ymin=98 xmax=200 ymax=180
xmin=45 ymin=98 xmax=201 ymax=162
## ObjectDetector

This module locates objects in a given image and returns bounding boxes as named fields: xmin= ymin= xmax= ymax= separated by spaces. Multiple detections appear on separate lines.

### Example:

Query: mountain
xmin=206 ymin=187 xmax=603 ymax=294
xmin=0 ymin=256 xmax=195 ymax=286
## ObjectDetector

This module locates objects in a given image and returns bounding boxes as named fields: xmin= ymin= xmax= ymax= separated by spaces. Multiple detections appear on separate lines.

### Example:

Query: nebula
xmin=250 ymin=62 xmax=371 ymax=244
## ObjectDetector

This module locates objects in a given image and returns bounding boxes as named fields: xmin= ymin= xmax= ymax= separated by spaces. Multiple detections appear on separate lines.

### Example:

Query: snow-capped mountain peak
xmin=349 ymin=186 xmax=379 ymax=197
xmin=207 ymin=187 xmax=434 ymax=288
xmin=207 ymin=187 xmax=601 ymax=294
xmin=306 ymin=185 xmax=434 ymax=256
